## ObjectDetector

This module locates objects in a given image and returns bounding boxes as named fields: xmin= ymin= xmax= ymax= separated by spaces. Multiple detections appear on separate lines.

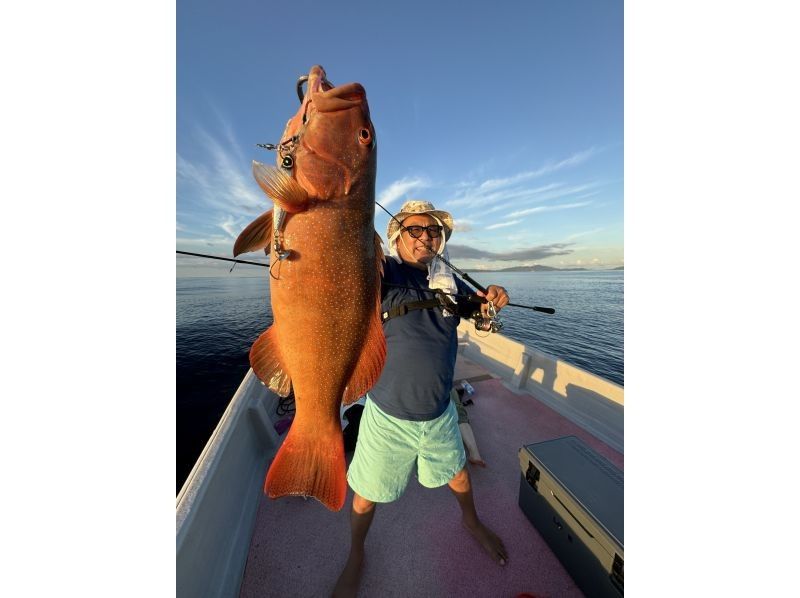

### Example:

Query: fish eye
xmin=358 ymin=128 xmax=372 ymax=145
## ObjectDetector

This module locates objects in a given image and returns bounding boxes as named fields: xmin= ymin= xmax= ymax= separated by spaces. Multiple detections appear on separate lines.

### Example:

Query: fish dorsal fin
xmin=233 ymin=209 xmax=273 ymax=257
xmin=249 ymin=326 xmax=292 ymax=397
xmin=341 ymin=232 xmax=387 ymax=405
xmin=252 ymin=161 xmax=310 ymax=213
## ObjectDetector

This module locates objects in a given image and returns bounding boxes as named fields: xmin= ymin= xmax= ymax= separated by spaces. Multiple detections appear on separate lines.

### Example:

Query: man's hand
xmin=475 ymin=285 xmax=509 ymax=317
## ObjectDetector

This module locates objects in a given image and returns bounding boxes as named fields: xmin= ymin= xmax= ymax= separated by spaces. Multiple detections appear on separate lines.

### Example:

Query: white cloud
xmin=176 ymin=122 xmax=274 ymax=256
xmin=575 ymin=191 xmax=601 ymax=200
xmin=446 ymin=172 xmax=601 ymax=235
xmin=476 ymin=147 xmax=598 ymax=192
xmin=508 ymin=201 xmax=593 ymax=218
xmin=565 ymin=227 xmax=604 ymax=240
xmin=219 ymin=215 xmax=240 ymax=240
xmin=377 ymin=176 xmax=430 ymax=207
xmin=485 ymin=219 xmax=522 ymax=230
xmin=453 ymin=217 xmax=476 ymax=232
xmin=448 ymin=182 xmax=565 ymax=209
xmin=444 ymin=147 xmax=603 ymax=222
xmin=478 ymin=183 xmax=602 ymax=217
xmin=177 ymin=125 xmax=265 ymax=218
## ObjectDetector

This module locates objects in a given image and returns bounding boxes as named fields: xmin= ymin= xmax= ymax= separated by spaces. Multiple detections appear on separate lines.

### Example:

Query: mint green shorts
xmin=347 ymin=395 xmax=467 ymax=503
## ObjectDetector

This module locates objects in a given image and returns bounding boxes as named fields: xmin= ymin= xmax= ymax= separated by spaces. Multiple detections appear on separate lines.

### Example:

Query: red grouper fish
xmin=233 ymin=65 xmax=385 ymax=511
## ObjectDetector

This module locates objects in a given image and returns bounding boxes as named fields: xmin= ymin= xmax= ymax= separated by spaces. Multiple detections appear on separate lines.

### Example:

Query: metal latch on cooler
xmin=525 ymin=462 xmax=540 ymax=491
xmin=612 ymin=553 xmax=624 ymax=591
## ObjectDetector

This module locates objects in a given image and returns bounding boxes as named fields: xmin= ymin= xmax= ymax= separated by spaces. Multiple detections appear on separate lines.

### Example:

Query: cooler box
xmin=518 ymin=436 xmax=624 ymax=597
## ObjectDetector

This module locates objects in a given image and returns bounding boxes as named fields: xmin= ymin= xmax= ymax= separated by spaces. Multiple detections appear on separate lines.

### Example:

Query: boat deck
xmin=237 ymin=354 xmax=623 ymax=597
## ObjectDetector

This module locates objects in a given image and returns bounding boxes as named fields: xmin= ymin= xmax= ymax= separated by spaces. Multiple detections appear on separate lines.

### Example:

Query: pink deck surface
xmin=239 ymin=371 xmax=623 ymax=597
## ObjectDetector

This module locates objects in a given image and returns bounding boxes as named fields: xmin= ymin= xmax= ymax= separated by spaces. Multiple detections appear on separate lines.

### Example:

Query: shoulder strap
xmin=381 ymin=298 xmax=442 ymax=323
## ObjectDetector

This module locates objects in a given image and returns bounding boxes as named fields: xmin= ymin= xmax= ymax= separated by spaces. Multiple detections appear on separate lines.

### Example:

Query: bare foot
xmin=462 ymin=520 xmax=508 ymax=565
xmin=468 ymin=457 xmax=487 ymax=467
xmin=332 ymin=549 xmax=364 ymax=598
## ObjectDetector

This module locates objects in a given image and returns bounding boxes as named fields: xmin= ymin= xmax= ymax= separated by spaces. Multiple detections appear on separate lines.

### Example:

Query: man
xmin=334 ymin=200 xmax=509 ymax=597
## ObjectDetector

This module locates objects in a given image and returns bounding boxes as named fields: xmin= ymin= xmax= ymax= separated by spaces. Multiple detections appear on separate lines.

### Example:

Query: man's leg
xmin=333 ymin=493 xmax=376 ymax=597
xmin=448 ymin=467 xmax=508 ymax=565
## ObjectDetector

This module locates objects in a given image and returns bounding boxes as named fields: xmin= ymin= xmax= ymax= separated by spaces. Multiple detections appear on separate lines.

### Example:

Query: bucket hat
xmin=385 ymin=200 xmax=454 ymax=241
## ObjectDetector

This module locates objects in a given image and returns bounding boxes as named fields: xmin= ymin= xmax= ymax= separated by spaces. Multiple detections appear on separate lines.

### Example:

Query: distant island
xmin=465 ymin=265 xmax=623 ymax=273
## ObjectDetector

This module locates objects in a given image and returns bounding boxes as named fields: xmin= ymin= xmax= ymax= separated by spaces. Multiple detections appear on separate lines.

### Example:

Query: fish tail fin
xmin=265 ymin=425 xmax=347 ymax=511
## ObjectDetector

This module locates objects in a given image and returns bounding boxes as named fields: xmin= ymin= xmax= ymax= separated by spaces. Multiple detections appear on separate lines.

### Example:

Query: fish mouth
xmin=306 ymin=66 xmax=366 ymax=113
xmin=315 ymin=82 xmax=366 ymax=112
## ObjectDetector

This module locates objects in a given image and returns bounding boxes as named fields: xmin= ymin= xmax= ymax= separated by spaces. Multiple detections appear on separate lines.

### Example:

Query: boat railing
xmin=457 ymin=322 xmax=624 ymax=452
xmin=176 ymin=370 xmax=280 ymax=598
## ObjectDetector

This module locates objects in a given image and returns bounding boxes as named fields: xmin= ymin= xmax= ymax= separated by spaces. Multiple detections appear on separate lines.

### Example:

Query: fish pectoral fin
xmin=250 ymin=326 xmax=292 ymax=396
xmin=233 ymin=209 xmax=273 ymax=257
xmin=342 ymin=299 xmax=387 ymax=406
xmin=252 ymin=160 xmax=310 ymax=213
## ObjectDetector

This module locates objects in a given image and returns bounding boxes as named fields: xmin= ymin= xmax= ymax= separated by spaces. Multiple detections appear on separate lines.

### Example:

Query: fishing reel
xmin=471 ymin=300 xmax=504 ymax=333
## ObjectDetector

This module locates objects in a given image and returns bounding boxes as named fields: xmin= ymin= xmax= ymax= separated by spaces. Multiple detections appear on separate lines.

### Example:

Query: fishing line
xmin=269 ymin=259 xmax=282 ymax=280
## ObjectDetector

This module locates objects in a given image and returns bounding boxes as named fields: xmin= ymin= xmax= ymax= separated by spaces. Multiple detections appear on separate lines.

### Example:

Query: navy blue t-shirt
xmin=368 ymin=258 xmax=475 ymax=421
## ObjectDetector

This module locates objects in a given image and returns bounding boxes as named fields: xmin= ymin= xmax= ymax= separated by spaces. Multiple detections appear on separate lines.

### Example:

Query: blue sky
xmin=177 ymin=0 xmax=623 ymax=274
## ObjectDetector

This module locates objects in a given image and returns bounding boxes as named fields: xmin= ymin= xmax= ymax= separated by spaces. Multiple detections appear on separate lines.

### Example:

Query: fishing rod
xmin=374 ymin=201 xmax=555 ymax=314
xmin=176 ymin=250 xmax=269 ymax=270
xmin=382 ymin=283 xmax=555 ymax=314
xmin=176 ymin=250 xmax=554 ymax=314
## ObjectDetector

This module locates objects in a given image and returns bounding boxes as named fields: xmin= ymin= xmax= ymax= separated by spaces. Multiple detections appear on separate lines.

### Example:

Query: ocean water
xmin=176 ymin=270 xmax=623 ymax=490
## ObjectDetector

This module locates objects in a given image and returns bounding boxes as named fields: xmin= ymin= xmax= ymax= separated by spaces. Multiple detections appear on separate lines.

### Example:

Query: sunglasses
xmin=402 ymin=225 xmax=444 ymax=239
